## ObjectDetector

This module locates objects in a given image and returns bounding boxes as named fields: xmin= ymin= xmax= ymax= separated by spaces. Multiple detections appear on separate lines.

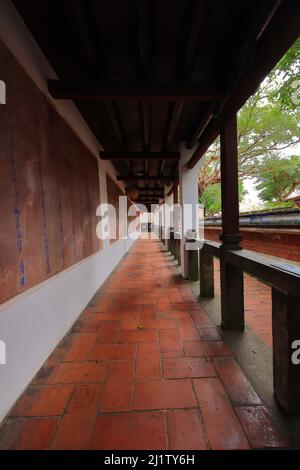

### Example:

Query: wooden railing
xmin=199 ymin=239 xmax=300 ymax=415
xmin=160 ymin=224 xmax=300 ymax=414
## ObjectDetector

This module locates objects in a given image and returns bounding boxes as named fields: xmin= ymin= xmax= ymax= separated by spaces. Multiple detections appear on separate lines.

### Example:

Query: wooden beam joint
xmin=48 ymin=80 xmax=224 ymax=102
xmin=100 ymin=152 xmax=179 ymax=161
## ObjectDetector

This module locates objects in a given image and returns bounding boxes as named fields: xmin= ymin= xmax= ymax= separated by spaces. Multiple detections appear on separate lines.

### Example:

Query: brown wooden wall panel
xmin=0 ymin=41 xmax=101 ymax=304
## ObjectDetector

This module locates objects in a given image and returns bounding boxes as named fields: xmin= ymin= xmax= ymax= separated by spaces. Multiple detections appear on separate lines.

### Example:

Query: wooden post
xmin=272 ymin=287 xmax=300 ymax=414
xmin=187 ymin=236 xmax=199 ymax=282
xmin=169 ymin=228 xmax=175 ymax=256
xmin=166 ymin=227 xmax=171 ymax=252
xmin=172 ymin=182 xmax=180 ymax=259
xmin=219 ymin=114 xmax=244 ymax=331
xmin=199 ymin=251 xmax=214 ymax=297
xmin=173 ymin=181 xmax=179 ymax=205
xmin=174 ymin=235 xmax=181 ymax=265
xmin=159 ymin=209 xmax=163 ymax=241
xmin=188 ymin=249 xmax=199 ymax=281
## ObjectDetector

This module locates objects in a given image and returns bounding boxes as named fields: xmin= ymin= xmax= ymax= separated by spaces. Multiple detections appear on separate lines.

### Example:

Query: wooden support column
xmin=169 ymin=182 xmax=178 ymax=256
xmin=173 ymin=181 xmax=179 ymax=204
xmin=169 ymin=228 xmax=175 ymax=256
xmin=164 ymin=184 xmax=173 ymax=251
xmin=187 ymin=238 xmax=199 ymax=282
xmin=174 ymin=236 xmax=181 ymax=265
xmin=199 ymin=251 xmax=214 ymax=298
xmin=159 ymin=208 xmax=163 ymax=241
xmin=219 ymin=114 xmax=244 ymax=331
xmin=272 ymin=288 xmax=300 ymax=414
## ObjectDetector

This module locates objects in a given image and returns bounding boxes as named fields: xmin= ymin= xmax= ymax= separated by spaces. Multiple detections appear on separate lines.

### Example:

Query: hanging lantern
xmin=125 ymin=187 xmax=139 ymax=201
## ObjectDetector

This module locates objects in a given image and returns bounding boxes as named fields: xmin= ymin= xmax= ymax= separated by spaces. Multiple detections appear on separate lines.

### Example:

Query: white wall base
xmin=0 ymin=235 xmax=137 ymax=423
xmin=0 ymin=0 xmax=141 ymax=424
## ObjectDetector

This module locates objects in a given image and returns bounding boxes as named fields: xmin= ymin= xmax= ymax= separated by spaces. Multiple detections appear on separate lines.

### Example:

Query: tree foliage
xmin=199 ymin=38 xmax=300 ymax=215
xmin=255 ymin=155 xmax=300 ymax=203
xmin=200 ymin=181 xmax=246 ymax=216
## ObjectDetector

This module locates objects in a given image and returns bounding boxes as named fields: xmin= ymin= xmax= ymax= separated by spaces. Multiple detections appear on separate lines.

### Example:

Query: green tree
xmin=269 ymin=37 xmax=300 ymax=111
xmin=200 ymin=181 xmax=246 ymax=216
xmin=199 ymin=39 xmax=300 ymax=215
xmin=255 ymin=156 xmax=300 ymax=203
xmin=199 ymin=184 xmax=222 ymax=216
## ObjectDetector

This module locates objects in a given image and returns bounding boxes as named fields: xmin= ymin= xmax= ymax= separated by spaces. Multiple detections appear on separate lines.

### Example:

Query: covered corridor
xmin=1 ymin=0 xmax=300 ymax=455
xmin=0 ymin=239 xmax=289 ymax=450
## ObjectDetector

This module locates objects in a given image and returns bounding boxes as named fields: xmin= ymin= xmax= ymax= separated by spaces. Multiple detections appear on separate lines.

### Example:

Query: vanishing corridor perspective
xmin=0 ymin=0 xmax=300 ymax=454
xmin=0 ymin=240 xmax=289 ymax=450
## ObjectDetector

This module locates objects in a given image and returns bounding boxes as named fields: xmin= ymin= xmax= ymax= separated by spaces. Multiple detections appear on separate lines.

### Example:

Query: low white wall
xmin=0 ymin=235 xmax=137 ymax=423
xmin=0 ymin=1 xmax=141 ymax=423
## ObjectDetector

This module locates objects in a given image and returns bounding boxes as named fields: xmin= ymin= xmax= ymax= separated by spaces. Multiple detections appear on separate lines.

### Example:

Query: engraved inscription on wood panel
xmin=0 ymin=41 xmax=101 ymax=304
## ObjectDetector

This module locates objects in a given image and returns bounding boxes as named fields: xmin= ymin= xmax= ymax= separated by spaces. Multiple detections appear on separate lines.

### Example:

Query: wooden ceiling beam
xmin=136 ymin=196 xmax=160 ymax=200
xmin=138 ymin=194 xmax=164 ymax=198
xmin=136 ymin=192 xmax=160 ymax=194
xmin=48 ymin=81 xmax=224 ymax=102
xmin=138 ymin=189 xmax=164 ymax=193
xmin=117 ymin=175 xmax=173 ymax=182
xmin=67 ymin=0 xmax=128 ymax=170
xmin=106 ymin=103 xmax=127 ymax=150
xmin=135 ymin=0 xmax=151 ymax=173
xmin=106 ymin=102 xmax=132 ymax=174
xmin=163 ymin=1 xmax=209 ymax=152
xmin=136 ymin=0 xmax=149 ymax=82
xmin=138 ymin=200 xmax=163 ymax=203
xmin=163 ymin=101 xmax=184 ymax=151
xmin=181 ymin=0 xmax=211 ymax=80
xmin=157 ymin=159 xmax=166 ymax=178
xmin=100 ymin=152 xmax=179 ymax=160
xmin=136 ymin=202 xmax=160 ymax=206
xmin=187 ymin=0 xmax=298 ymax=168
xmin=187 ymin=4 xmax=283 ymax=154
xmin=186 ymin=108 xmax=213 ymax=149
xmin=138 ymin=199 xmax=163 ymax=202
xmin=140 ymin=103 xmax=150 ymax=150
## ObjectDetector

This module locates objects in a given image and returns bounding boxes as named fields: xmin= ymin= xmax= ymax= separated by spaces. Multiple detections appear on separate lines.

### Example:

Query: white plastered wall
xmin=0 ymin=1 xmax=139 ymax=423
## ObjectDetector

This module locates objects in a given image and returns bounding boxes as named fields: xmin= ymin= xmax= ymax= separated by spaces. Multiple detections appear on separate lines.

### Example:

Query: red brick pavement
xmin=0 ymin=240 xmax=287 ymax=450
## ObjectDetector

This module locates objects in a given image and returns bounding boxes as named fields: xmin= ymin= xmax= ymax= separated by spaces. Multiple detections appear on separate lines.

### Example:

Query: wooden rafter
xmin=48 ymin=81 xmax=224 ymax=102
xmin=67 ymin=0 xmax=129 ymax=176
xmin=100 ymin=152 xmax=179 ymax=161
xmin=163 ymin=0 xmax=210 ymax=153
xmin=117 ymin=175 xmax=173 ymax=182
xmin=187 ymin=0 xmax=299 ymax=168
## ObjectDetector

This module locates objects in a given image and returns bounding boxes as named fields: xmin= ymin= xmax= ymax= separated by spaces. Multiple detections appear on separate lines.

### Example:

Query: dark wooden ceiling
xmin=12 ymin=0 xmax=300 ymax=205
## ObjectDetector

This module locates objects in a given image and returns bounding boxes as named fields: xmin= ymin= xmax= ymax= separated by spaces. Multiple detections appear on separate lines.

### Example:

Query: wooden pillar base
xmin=272 ymin=287 xmax=300 ymax=414
xmin=219 ymin=233 xmax=242 ymax=251
xmin=169 ymin=229 xmax=175 ymax=256
xmin=199 ymin=251 xmax=214 ymax=297
xmin=220 ymin=253 xmax=244 ymax=331
xmin=219 ymin=113 xmax=244 ymax=331
xmin=165 ymin=235 xmax=170 ymax=252
xmin=174 ymin=237 xmax=181 ymax=265
xmin=187 ymin=248 xmax=199 ymax=282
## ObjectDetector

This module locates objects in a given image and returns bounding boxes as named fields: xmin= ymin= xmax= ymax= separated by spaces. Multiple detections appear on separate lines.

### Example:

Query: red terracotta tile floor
xmin=0 ymin=239 xmax=289 ymax=450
